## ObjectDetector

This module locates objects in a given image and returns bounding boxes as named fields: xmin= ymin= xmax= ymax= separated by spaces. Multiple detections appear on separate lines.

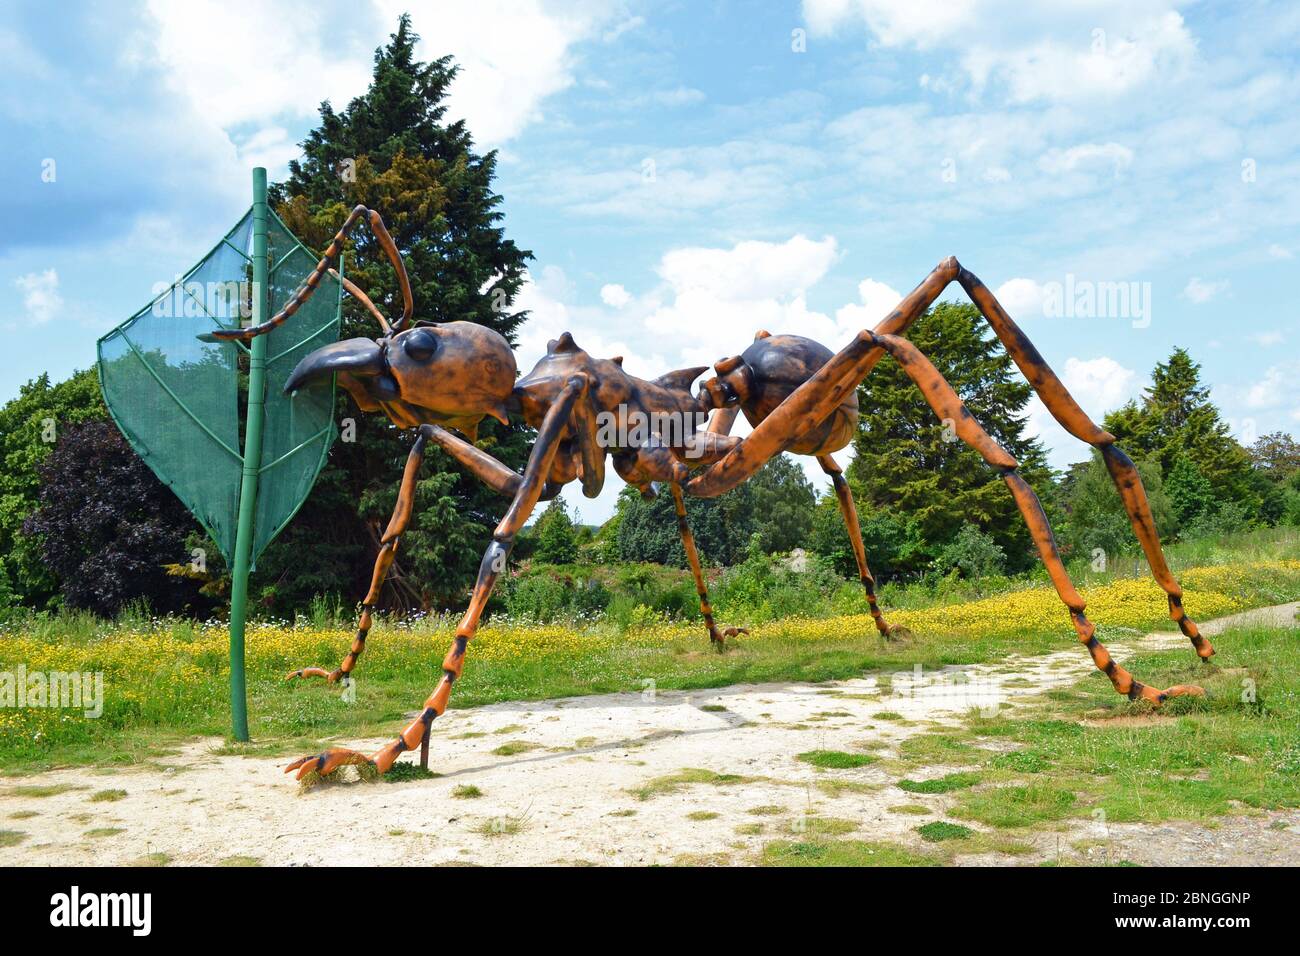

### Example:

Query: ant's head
xmin=284 ymin=321 xmax=516 ymax=434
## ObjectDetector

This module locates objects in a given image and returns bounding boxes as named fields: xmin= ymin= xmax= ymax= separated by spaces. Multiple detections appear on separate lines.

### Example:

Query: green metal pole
xmin=227 ymin=167 xmax=271 ymax=742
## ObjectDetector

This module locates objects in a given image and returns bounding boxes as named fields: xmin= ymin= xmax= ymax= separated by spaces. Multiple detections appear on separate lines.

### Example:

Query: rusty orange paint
xmin=670 ymin=482 xmax=725 ymax=646
xmin=818 ymin=454 xmax=895 ymax=638
xmin=425 ymin=679 xmax=452 ymax=716
xmin=263 ymin=205 xmax=1213 ymax=782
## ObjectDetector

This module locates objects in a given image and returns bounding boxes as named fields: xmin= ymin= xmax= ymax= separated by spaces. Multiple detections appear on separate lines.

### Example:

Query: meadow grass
xmin=888 ymin=622 xmax=1300 ymax=829
xmin=916 ymin=821 xmax=974 ymax=842
xmin=1 ymin=555 xmax=1297 ymax=775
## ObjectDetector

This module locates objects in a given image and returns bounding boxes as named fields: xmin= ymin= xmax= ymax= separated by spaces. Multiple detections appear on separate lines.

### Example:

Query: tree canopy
xmin=0 ymin=369 xmax=106 ymax=609
xmin=532 ymin=499 xmax=579 ymax=565
xmin=1104 ymin=348 xmax=1259 ymax=517
xmin=251 ymin=14 xmax=534 ymax=612
xmin=24 ymin=420 xmax=208 ymax=616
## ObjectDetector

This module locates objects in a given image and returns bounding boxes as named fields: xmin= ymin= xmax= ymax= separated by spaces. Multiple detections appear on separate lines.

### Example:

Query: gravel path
xmin=1 ymin=603 xmax=1296 ymax=867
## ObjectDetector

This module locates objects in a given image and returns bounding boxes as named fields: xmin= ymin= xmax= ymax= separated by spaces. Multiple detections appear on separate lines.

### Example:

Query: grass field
xmin=2 ymin=547 xmax=1299 ymax=776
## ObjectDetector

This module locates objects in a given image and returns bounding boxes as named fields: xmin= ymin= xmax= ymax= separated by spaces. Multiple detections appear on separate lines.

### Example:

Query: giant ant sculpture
xmin=212 ymin=206 xmax=1214 ymax=781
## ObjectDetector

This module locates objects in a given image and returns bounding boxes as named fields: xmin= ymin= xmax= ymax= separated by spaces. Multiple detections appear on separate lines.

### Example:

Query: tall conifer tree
xmin=255 ymin=16 xmax=533 ymax=610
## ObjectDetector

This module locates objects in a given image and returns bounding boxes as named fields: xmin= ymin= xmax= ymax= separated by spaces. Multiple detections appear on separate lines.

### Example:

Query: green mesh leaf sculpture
xmin=97 ymin=209 xmax=340 ymax=566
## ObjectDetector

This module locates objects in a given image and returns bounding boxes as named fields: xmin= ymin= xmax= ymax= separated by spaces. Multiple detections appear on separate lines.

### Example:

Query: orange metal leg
xmin=285 ymin=377 xmax=589 ymax=780
xmin=286 ymin=430 xmax=428 ymax=686
xmin=870 ymin=331 xmax=1204 ymax=704
xmin=817 ymin=454 xmax=899 ymax=639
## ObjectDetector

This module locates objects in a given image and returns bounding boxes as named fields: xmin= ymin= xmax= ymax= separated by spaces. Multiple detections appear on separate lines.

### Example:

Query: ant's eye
xmin=403 ymin=328 xmax=438 ymax=362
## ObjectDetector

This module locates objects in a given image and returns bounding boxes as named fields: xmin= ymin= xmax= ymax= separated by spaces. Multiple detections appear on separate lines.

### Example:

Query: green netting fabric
xmin=97 ymin=208 xmax=339 ymax=566
xmin=256 ymin=212 xmax=341 ymax=560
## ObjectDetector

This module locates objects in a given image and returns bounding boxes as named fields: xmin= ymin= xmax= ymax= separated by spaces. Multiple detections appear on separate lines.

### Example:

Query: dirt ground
xmin=2 ymin=603 xmax=1297 ymax=867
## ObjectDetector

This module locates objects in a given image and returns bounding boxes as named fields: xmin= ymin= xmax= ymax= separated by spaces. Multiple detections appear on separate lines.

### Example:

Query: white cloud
xmin=834 ymin=278 xmax=904 ymax=333
xmin=14 ymin=269 xmax=63 ymax=324
xmin=374 ymin=0 xmax=622 ymax=145
xmin=600 ymin=283 xmax=631 ymax=308
xmin=803 ymin=0 xmax=978 ymax=48
xmin=994 ymin=277 xmax=1049 ymax=319
xmin=544 ymin=138 xmax=825 ymax=223
xmin=1182 ymin=276 xmax=1228 ymax=303
xmin=235 ymin=126 xmax=301 ymax=173
xmin=1025 ymin=355 xmax=1140 ymax=468
xmin=1267 ymin=243 xmax=1293 ymax=260
xmin=803 ymin=1 xmax=1197 ymax=103
xmin=643 ymin=86 xmax=706 ymax=107
xmin=602 ymin=14 xmax=644 ymax=43
xmin=1038 ymin=142 xmax=1134 ymax=176
xmin=1061 ymin=356 xmax=1140 ymax=411
xmin=646 ymin=236 xmax=845 ymax=367
xmin=1244 ymin=364 xmax=1299 ymax=411
xmin=1251 ymin=330 xmax=1285 ymax=347
xmin=146 ymin=0 xmax=620 ymax=148
xmin=144 ymin=0 xmax=374 ymax=128
xmin=966 ymin=12 xmax=1196 ymax=103
xmin=656 ymin=235 xmax=838 ymax=301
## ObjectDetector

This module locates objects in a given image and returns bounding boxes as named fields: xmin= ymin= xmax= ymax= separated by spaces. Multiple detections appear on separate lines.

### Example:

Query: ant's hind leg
xmin=669 ymin=483 xmax=728 ymax=650
xmin=817 ymin=455 xmax=905 ymax=640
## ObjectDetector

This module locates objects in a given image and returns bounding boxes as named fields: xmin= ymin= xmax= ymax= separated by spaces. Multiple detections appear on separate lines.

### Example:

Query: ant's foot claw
xmin=883 ymin=624 xmax=913 ymax=642
xmin=284 ymin=747 xmax=375 ymax=781
xmin=285 ymin=666 xmax=341 ymax=682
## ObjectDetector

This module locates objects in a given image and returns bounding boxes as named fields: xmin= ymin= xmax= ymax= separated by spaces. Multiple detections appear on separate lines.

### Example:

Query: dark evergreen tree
xmin=1056 ymin=452 xmax=1173 ymax=559
xmin=846 ymin=302 xmax=1052 ymax=574
xmin=1104 ymin=348 xmax=1259 ymax=517
xmin=807 ymin=494 xmax=925 ymax=580
xmin=1164 ymin=456 xmax=1220 ymax=526
xmin=616 ymin=484 xmax=756 ymax=568
xmin=255 ymin=15 xmax=533 ymax=611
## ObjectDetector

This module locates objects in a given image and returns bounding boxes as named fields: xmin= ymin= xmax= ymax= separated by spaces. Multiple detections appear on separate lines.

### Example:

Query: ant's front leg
xmin=285 ymin=376 xmax=589 ymax=781
xmin=285 ymin=419 xmax=530 ymax=686
xmin=286 ymin=428 xmax=429 ymax=685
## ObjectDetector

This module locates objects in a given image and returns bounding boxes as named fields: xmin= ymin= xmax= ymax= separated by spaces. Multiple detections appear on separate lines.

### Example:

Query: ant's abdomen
xmin=735 ymin=333 xmax=858 ymax=455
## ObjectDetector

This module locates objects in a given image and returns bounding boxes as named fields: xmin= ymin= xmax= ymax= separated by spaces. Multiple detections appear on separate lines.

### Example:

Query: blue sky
xmin=3 ymin=0 xmax=1298 ymax=523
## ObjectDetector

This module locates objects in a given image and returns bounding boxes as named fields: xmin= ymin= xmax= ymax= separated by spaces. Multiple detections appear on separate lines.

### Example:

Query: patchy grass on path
xmin=797 ymin=750 xmax=877 ymax=769
xmin=759 ymin=619 xmax=1300 ymax=867
xmin=629 ymin=767 xmax=760 ymax=802
xmin=761 ymin=839 xmax=941 ymax=867
xmin=891 ymin=623 xmax=1300 ymax=831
